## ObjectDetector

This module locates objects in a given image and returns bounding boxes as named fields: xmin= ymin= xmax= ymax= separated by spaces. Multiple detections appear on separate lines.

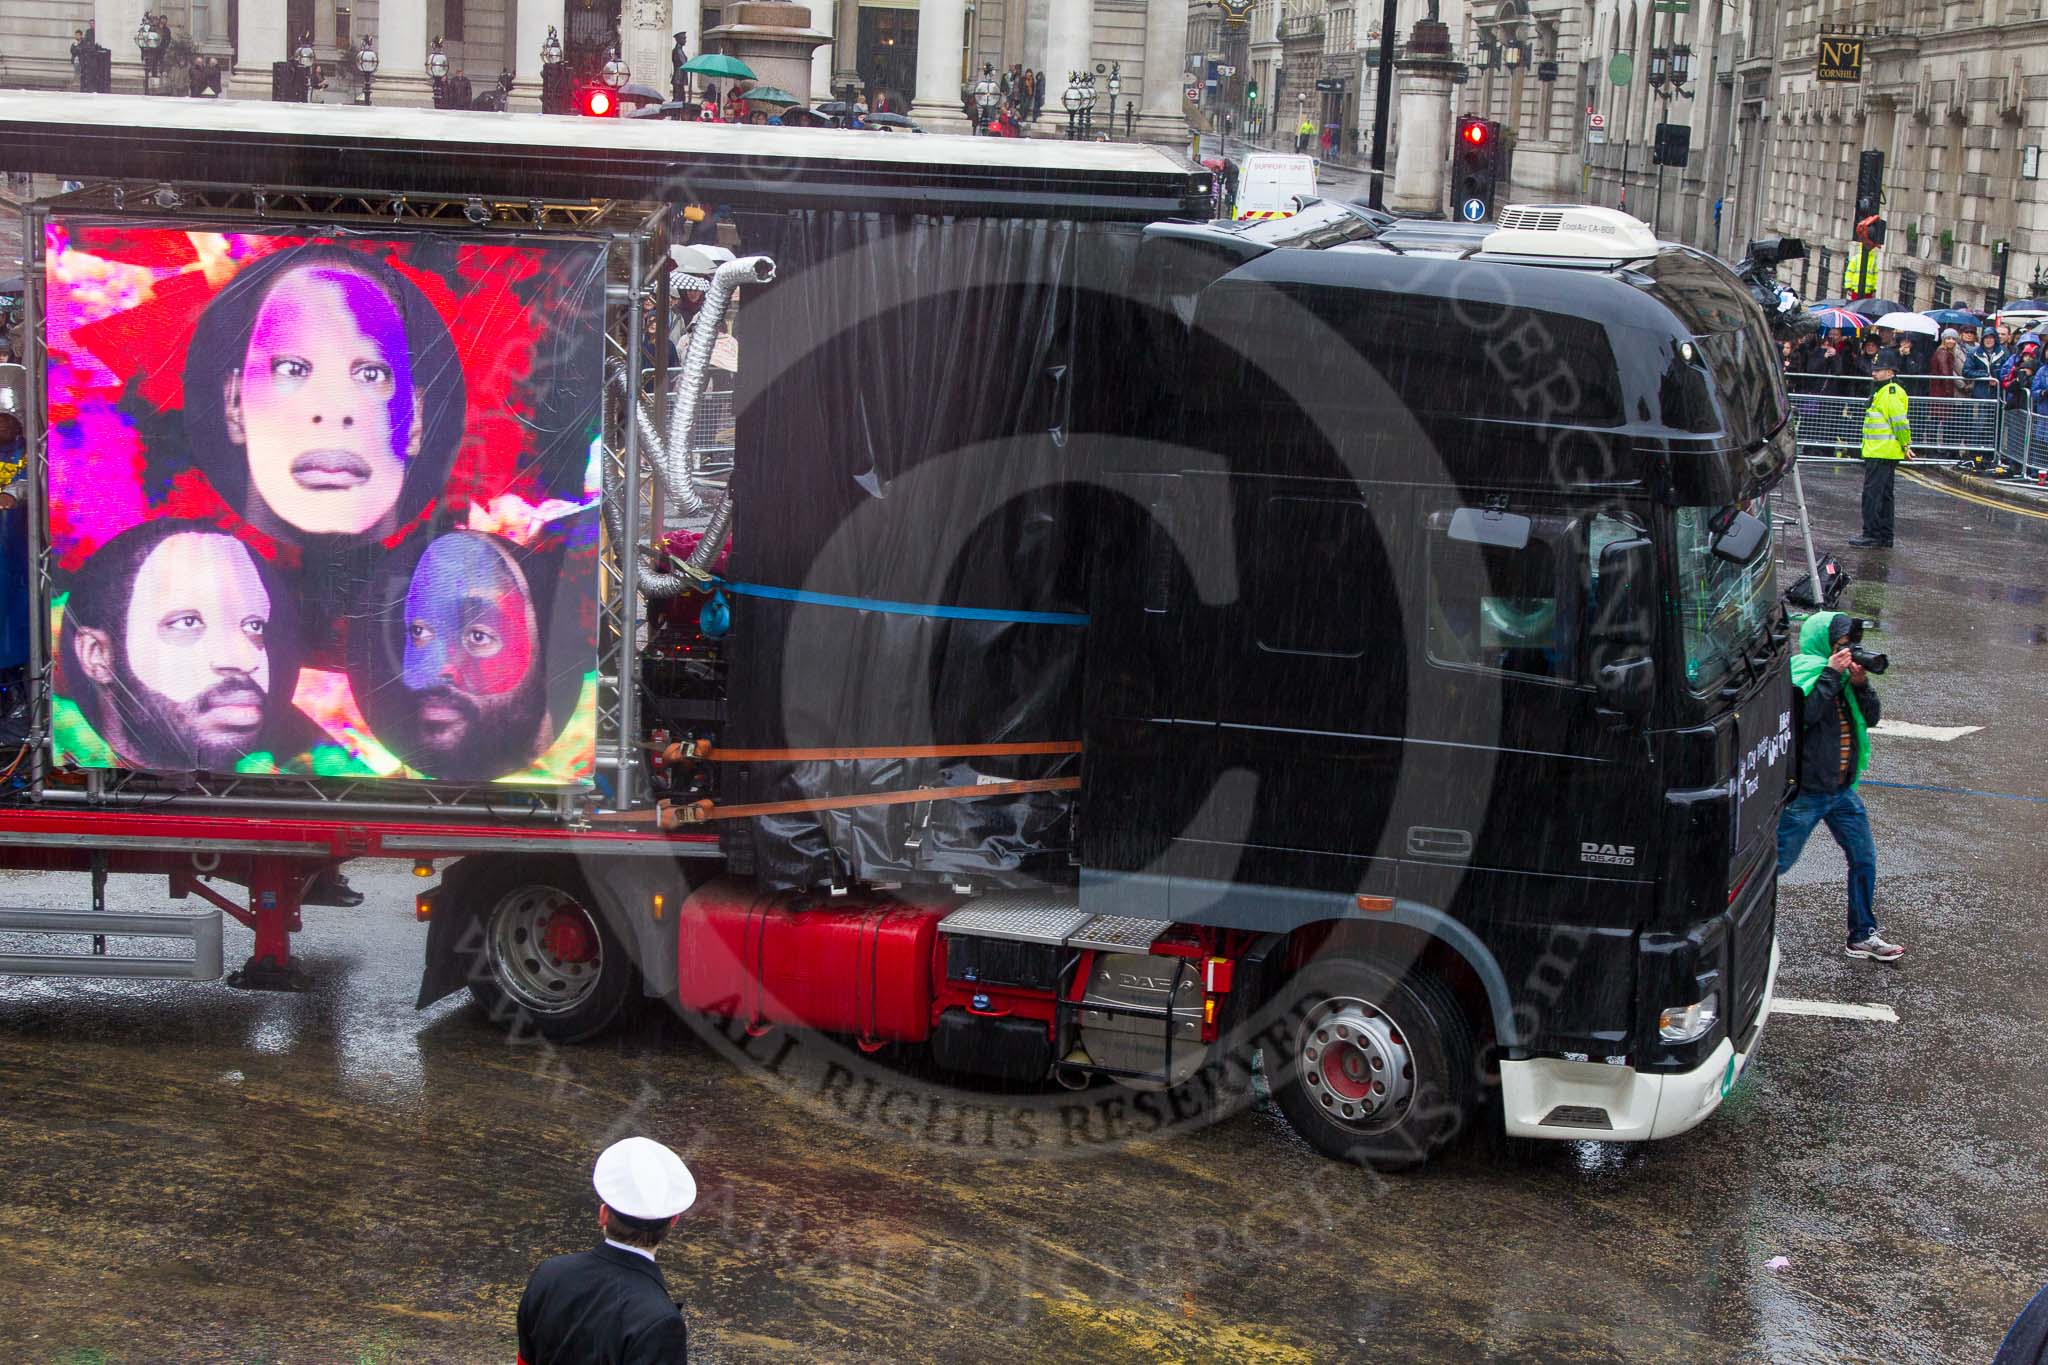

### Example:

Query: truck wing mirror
xmin=1708 ymin=505 xmax=1768 ymax=564
xmin=1448 ymin=507 xmax=1530 ymax=550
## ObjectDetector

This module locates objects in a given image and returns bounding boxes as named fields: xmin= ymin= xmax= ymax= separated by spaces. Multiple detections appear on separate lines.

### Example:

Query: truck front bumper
xmin=1498 ymin=940 xmax=1779 ymax=1142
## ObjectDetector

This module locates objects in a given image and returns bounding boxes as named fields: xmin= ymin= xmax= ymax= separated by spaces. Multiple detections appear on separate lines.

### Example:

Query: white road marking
xmin=1870 ymin=720 xmax=1981 ymax=742
xmin=1772 ymin=998 xmax=1900 ymax=1023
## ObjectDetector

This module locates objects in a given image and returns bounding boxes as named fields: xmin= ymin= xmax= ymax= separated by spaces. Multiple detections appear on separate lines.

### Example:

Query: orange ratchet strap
xmin=665 ymin=739 xmax=1083 ymax=763
xmin=593 ymin=776 xmax=1081 ymax=829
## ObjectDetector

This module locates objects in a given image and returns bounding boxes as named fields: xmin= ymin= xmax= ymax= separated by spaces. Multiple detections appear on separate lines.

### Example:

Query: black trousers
xmin=1861 ymin=458 xmax=1897 ymax=542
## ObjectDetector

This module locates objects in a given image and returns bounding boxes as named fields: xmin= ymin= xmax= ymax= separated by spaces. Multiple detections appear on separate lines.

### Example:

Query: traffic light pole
xmin=1367 ymin=0 xmax=1397 ymax=210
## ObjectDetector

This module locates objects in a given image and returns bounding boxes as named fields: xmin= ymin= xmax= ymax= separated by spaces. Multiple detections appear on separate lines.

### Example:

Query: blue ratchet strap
xmin=717 ymin=580 xmax=1088 ymax=627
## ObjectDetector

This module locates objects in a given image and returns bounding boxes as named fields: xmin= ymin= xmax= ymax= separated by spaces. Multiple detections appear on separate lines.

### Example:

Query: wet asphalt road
xmin=0 ymin=464 xmax=2044 ymax=1364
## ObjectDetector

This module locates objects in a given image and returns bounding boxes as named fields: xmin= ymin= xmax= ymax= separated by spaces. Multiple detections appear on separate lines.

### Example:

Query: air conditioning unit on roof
xmin=1483 ymin=205 xmax=1661 ymax=261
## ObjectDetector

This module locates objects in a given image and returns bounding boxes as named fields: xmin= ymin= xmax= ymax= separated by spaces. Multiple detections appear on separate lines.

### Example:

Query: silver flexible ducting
xmin=603 ymin=253 xmax=774 ymax=597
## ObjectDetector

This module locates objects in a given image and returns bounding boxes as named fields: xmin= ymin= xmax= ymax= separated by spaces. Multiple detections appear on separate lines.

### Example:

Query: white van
xmin=1232 ymin=153 xmax=1318 ymax=221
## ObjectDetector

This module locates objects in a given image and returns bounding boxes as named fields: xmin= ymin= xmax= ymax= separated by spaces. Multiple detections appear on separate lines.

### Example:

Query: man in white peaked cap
xmin=517 ymin=1136 xmax=697 ymax=1364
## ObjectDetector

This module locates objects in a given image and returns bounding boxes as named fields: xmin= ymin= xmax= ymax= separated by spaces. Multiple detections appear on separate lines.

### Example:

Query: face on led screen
xmin=392 ymin=531 xmax=549 ymax=778
xmin=227 ymin=264 xmax=420 ymax=538
xmin=43 ymin=223 xmax=604 ymax=786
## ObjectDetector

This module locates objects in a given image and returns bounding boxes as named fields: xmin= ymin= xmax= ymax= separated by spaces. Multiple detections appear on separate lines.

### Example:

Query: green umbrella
xmin=682 ymin=53 xmax=756 ymax=81
xmin=741 ymin=85 xmax=802 ymax=106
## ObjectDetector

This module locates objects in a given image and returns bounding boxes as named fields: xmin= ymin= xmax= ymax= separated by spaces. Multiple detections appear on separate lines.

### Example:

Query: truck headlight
xmin=1658 ymin=993 xmax=1720 ymax=1044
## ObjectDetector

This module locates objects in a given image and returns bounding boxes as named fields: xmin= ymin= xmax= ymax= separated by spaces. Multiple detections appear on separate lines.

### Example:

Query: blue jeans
xmin=1776 ymin=787 xmax=1878 ymax=945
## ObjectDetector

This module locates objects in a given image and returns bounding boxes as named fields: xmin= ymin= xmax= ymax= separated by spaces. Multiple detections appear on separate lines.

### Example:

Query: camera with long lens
xmin=1844 ymin=617 xmax=1889 ymax=675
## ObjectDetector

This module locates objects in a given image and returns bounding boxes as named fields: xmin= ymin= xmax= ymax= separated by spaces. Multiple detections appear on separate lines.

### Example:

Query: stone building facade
xmin=0 ymin=0 xmax=1197 ymax=145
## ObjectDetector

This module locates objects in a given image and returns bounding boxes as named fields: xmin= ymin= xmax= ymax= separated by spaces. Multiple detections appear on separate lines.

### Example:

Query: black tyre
xmin=1269 ymin=959 xmax=1477 ymax=1170
xmin=465 ymin=865 xmax=637 ymax=1044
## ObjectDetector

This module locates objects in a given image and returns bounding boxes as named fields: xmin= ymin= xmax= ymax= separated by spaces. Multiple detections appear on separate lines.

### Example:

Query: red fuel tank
xmin=673 ymin=878 xmax=954 ymax=1044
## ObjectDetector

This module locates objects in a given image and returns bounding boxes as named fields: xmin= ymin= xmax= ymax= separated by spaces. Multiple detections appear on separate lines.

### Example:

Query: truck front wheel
xmin=468 ymin=871 xmax=637 ymax=1043
xmin=1269 ymin=959 xmax=1477 ymax=1170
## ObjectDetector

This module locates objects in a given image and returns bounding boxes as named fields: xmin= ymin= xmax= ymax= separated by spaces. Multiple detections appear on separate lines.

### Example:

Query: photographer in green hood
xmin=1775 ymin=611 xmax=1905 ymax=962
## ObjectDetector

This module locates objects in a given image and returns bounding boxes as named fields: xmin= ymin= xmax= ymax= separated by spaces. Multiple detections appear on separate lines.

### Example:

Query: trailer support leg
xmin=223 ymin=857 xmax=312 ymax=992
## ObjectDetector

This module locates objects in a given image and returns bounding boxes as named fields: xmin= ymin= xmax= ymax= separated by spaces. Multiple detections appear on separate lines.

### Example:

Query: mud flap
xmin=415 ymin=862 xmax=488 ymax=1010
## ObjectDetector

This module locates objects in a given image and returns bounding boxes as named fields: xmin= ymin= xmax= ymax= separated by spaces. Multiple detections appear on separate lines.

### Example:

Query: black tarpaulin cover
xmin=720 ymin=210 xmax=1140 ymax=891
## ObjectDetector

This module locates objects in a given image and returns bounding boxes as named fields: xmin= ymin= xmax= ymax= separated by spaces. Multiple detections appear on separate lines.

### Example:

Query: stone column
xmin=910 ymin=0 xmax=969 ymax=129
xmin=1041 ymin=0 xmax=1089 ymax=113
xmin=375 ymin=0 xmax=434 ymax=109
xmin=1388 ymin=19 xmax=1461 ymax=218
xmin=832 ymin=0 xmax=860 ymax=91
xmin=808 ymin=0 xmax=836 ymax=101
xmin=706 ymin=2 xmax=832 ymax=104
xmin=226 ymin=0 xmax=290 ymax=98
xmin=1129 ymin=0 xmax=1189 ymax=144
xmin=620 ymin=0 xmax=675 ymax=99
xmin=510 ymin=0 xmax=560 ymax=112
xmin=93 ymin=0 xmax=144 ymax=92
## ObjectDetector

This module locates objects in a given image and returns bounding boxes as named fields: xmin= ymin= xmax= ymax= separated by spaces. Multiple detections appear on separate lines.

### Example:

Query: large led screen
xmin=43 ymin=223 xmax=605 ymax=786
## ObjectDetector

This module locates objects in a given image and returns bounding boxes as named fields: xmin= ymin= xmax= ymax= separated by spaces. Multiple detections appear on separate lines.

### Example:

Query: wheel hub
xmin=487 ymin=886 xmax=603 ymax=1015
xmin=1299 ymin=997 xmax=1415 ymax=1131
xmin=540 ymin=907 xmax=598 ymax=964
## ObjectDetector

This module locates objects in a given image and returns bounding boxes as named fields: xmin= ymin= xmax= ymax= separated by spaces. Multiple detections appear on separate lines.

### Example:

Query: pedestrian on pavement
xmin=1929 ymin=327 xmax=1964 ymax=457
xmin=1776 ymin=611 xmax=1903 ymax=962
xmin=1297 ymin=116 xmax=1313 ymax=154
xmin=1319 ymin=124 xmax=1333 ymax=159
xmin=1021 ymin=69 xmax=1034 ymax=118
xmin=517 ymin=1136 xmax=696 ymax=1365
xmin=1852 ymin=352 xmax=1912 ymax=547
xmin=1962 ymin=323 xmax=2001 ymax=402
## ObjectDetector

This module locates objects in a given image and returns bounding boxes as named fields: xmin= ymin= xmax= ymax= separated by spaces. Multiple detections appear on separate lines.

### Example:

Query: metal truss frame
xmin=15 ymin=179 xmax=674 ymax=823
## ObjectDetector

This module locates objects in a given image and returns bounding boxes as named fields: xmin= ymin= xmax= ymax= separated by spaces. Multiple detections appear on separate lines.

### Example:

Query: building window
xmin=1898 ymin=268 xmax=1917 ymax=310
xmin=1932 ymin=275 xmax=1951 ymax=307
xmin=1818 ymin=246 xmax=1832 ymax=291
xmin=444 ymin=0 xmax=465 ymax=43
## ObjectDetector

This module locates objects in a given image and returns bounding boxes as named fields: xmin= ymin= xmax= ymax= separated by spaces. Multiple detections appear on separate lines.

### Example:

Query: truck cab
xmin=1082 ymin=202 xmax=1791 ymax=1155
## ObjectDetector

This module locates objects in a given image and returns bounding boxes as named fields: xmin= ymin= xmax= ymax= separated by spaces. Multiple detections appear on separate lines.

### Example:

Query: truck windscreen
xmin=1675 ymin=501 xmax=1777 ymax=692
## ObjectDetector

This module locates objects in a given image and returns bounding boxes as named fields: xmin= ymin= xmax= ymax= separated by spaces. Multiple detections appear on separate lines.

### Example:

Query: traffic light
xmin=1856 ymin=214 xmax=1887 ymax=247
xmin=540 ymin=63 xmax=574 ymax=115
xmin=1855 ymin=149 xmax=1885 ymax=220
xmin=575 ymin=84 xmax=619 ymax=117
xmin=1247 ymin=80 xmax=1259 ymax=104
xmin=1452 ymin=116 xmax=1503 ymax=220
xmin=1653 ymin=122 xmax=1691 ymax=168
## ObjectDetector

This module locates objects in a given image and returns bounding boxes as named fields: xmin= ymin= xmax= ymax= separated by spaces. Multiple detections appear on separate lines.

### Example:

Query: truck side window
xmin=1252 ymin=495 xmax=1378 ymax=657
xmin=1426 ymin=509 xmax=1587 ymax=683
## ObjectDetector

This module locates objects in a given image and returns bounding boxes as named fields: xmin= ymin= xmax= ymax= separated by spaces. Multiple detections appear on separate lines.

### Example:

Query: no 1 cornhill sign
xmin=1818 ymin=33 xmax=1865 ymax=83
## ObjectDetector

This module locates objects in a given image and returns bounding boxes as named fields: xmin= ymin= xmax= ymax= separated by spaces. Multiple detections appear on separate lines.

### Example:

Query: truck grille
xmin=1730 ymin=873 xmax=1774 ymax=1042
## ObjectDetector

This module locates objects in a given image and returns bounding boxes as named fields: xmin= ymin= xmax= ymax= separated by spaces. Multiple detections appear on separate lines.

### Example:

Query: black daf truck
xmin=1068 ymin=201 xmax=1791 ymax=1160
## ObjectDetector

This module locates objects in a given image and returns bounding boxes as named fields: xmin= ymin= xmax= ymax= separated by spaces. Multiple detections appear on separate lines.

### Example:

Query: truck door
xmin=1396 ymin=499 xmax=1656 ymax=937
xmin=1164 ymin=472 xmax=1409 ymax=905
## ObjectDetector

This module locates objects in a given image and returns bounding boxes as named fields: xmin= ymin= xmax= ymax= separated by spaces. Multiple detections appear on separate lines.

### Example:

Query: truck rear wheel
xmin=468 ymin=869 xmax=636 ymax=1043
xmin=1269 ymin=959 xmax=1477 ymax=1170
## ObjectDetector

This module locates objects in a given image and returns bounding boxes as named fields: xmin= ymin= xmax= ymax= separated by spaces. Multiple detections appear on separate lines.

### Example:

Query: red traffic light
xmin=1461 ymin=121 xmax=1489 ymax=146
xmin=577 ymin=85 xmax=618 ymax=117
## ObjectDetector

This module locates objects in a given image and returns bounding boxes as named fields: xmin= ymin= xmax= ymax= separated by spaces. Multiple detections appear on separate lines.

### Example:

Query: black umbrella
xmin=616 ymin=82 xmax=667 ymax=107
xmin=1846 ymin=297 xmax=1906 ymax=320
xmin=866 ymin=111 xmax=915 ymax=128
xmin=814 ymin=100 xmax=855 ymax=115
xmin=0 ymin=276 xmax=22 ymax=298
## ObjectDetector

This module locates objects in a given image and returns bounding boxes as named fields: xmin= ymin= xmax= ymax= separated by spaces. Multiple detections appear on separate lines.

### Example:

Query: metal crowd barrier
xmin=1785 ymin=374 xmax=2004 ymax=463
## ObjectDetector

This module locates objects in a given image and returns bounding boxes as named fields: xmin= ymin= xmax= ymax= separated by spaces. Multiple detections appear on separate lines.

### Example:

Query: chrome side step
xmin=0 ymin=907 xmax=224 ymax=981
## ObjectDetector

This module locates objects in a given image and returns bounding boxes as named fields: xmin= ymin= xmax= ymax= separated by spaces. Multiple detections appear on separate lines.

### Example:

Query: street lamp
xmin=1106 ymin=60 xmax=1121 ymax=138
xmin=427 ymin=35 xmax=449 ymax=107
xmin=971 ymin=62 xmax=1000 ymax=134
xmin=1671 ymin=43 xmax=1693 ymax=95
xmin=1502 ymin=41 xmax=1523 ymax=71
xmin=294 ymin=34 xmax=316 ymax=103
xmin=1647 ymin=45 xmax=1668 ymax=91
xmin=354 ymin=35 xmax=378 ymax=104
xmin=541 ymin=26 xmax=564 ymax=69
xmin=1062 ymin=71 xmax=1084 ymax=140
xmin=602 ymin=47 xmax=629 ymax=89
xmin=134 ymin=16 xmax=164 ymax=95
